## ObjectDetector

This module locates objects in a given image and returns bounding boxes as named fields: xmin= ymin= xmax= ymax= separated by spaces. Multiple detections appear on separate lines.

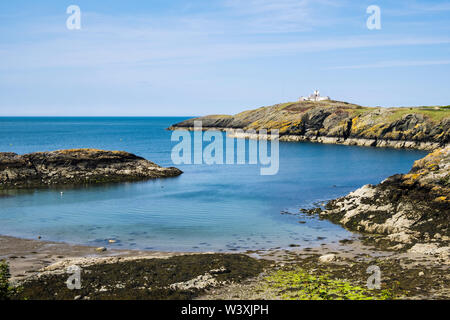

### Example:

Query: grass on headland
xmin=385 ymin=106 xmax=450 ymax=122
xmin=262 ymin=267 xmax=395 ymax=300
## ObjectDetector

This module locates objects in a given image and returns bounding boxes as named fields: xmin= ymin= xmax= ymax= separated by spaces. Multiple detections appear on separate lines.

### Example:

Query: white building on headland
xmin=299 ymin=90 xmax=330 ymax=102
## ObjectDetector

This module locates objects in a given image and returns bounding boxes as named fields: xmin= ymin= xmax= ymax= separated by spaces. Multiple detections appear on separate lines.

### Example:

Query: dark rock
xmin=0 ymin=149 xmax=182 ymax=189
xmin=320 ymin=146 xmax=450 ymax=253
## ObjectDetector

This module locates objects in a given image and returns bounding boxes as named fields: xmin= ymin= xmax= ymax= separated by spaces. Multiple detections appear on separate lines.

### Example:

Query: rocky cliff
xmin=0 ymin=149 xmax=182 ymax=189
xmin=169 ymin=100 xmax=450 ymax=150
xmin=319 ymin=146 xmax=449 ymax=257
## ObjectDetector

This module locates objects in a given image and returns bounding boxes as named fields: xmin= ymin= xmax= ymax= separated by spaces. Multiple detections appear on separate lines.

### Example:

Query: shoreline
xmin=168 ymin=126 xmax=444 ymax=151
xmin=0 ymin=235 xmax=191 ymax=282
xmin=2 ymin=233 xmax=449 ymax=299
xmin=0 ymin=233 xmax=350 ymax=281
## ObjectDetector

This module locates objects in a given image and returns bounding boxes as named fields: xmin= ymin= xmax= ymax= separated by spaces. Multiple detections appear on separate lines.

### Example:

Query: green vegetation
xmin=0 ymin=260 xmax=17 ymax=300
xmin=200 ymin=114 xmax=233 ymax=119
xmin=349 ymin=107 xmax=374 ymax=117
xmin=385 ymin=106 xmax=450 ymax=122
xmin=262 ymin=267 xmax=395 ymax=300
xmin=277 ymin=102 xmax=297 ymax=110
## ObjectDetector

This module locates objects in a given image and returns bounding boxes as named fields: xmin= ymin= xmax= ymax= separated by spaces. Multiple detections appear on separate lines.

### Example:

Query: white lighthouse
xmin=299 ymin=90 xmax=330 ymax=102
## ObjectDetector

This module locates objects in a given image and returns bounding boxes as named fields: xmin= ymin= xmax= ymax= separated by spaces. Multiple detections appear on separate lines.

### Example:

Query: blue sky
xmin=0 ymin=0 xmax=449 ymax=116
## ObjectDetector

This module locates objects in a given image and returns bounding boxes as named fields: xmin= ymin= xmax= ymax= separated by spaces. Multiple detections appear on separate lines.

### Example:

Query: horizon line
xmin=0 ymin=115 xmax=199 ymax=118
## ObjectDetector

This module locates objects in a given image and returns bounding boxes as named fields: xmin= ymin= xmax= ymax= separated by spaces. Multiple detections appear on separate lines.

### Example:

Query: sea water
xmin=0 ymin=117 xmax=427 ymax=251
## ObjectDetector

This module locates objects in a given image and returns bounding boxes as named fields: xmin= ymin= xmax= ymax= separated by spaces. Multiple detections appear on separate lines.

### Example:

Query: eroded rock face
xmin=0 ymin=149 xmax=182 ymax=189
xmin=320 ymin=146 xmax=450 ymax=255
xmin=168 ymin=101 xmax=450 ymax=150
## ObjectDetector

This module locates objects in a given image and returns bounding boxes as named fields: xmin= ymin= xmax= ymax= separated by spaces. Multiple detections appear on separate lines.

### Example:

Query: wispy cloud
xmin=328 ymin=59 xmax=450 ymax=70
xmin=10 ymin=0 xmax=450 ymax=73
xmin=1 ymin=0 xmax=450 ymax=114
xmin=221 ymin=0 xmax=347 ymax=33
xmin=422 ymin=2 xmax=450 ymax=11
xmin=1 ymin=35 xmax=448 ymax=71
xmin=2 ymin=8 xmax=450 ymax=72
xmin=384 ymin=0 xmax=450 ymax=16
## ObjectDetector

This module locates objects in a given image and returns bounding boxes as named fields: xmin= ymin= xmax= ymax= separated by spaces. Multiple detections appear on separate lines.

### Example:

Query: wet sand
xmin=1 ymin=234 xmax=448 ymax=299
xmin=1 ymin=234 xmax=363 ymax=281
xmin=0 ymin=235 xmax=188 ymax=282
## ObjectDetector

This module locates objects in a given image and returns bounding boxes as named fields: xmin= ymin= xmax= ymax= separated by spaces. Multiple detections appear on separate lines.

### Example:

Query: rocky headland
xmin=0 ymin=149 xmax=182 ymax=189
xmin=313 ymin=146 xmax=449 ymax=259
xmin=169 ymin=100 xmax=450 ymax=150
xmin=170 ymin=100 xmax=449 ymax=258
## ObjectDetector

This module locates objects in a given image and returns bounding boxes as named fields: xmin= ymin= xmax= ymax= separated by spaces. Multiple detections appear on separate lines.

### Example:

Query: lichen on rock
xmin=320 ymin=146 xmax=450 ymax=256
xmin=169 ymin=100 xmax=450 ymax=150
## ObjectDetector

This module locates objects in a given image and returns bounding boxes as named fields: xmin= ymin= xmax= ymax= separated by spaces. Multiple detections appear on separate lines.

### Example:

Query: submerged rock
xmin=0 ymin=149 xmax=182 ymax=189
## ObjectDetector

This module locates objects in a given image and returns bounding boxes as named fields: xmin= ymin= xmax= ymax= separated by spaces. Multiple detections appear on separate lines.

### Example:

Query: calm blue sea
xmin=0 ymin=117 xmax=427 ymax=251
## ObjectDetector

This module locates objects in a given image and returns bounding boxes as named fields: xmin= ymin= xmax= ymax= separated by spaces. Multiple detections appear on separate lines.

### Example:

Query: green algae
xmin=262 ymin=267 xmax=395 ymax=300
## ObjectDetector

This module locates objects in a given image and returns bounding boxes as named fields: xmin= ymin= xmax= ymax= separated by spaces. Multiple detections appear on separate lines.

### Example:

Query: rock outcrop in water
xmin=319 ymin=146 xmax=450 ymax=257
xmin=0 ymin=149 xmax=182 ymax=189
xmin=169 ymin=100 xmax=450 ymax=150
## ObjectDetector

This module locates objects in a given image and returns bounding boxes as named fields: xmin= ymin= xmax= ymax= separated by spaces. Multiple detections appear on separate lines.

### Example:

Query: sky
xmin=0 ymin=0 xmax=449 ymax=116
